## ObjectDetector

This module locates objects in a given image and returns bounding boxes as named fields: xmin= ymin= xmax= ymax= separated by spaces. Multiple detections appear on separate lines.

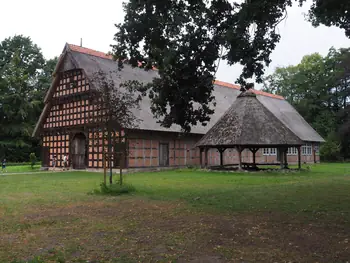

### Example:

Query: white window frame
xmin=302 ymin=144 xmax=312 ymax=156
xmin=287 ymin=147 xmax=298 ymax=155
xmin=262 ymin=148 xmax=277 ymax=156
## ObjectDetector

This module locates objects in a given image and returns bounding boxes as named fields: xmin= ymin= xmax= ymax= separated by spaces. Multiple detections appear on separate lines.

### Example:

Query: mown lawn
xmin=0 ymin=163 xmax=349 ymax=262
xmin=3 ymin=164 xmax=41 ymax=173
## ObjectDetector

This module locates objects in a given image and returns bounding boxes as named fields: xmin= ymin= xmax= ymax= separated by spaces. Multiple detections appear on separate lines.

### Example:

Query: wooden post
xmin=284 ymin=149 xmax=288 ymax=169
xmin=218 ymin=148 xmax=225 ymax=167
xmin=249 ymin=148 xmax=259 ymax=168
xmin=199 ymin=148 xmax=203 ymax=168
xmin=280 ymin=148 xmax=284 ymax=169
xmin=204 ymin=148 xmax=209 ymax=168
xmin=237 ymin=146 xmax=243 ymax=170
xmin=297 ymin=146 xmax=301 ymax=170
xmin=313 ymin=143 xmax=317 ymax=164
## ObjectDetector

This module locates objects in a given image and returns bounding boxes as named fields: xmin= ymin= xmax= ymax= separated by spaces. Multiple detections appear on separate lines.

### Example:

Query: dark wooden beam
xmin=283 ymin=149 xmax=288 ymax=169
xmin=236 ymin=146 xmax=244 ymax=170
xmin=249 ymin=148 xmax=259 ymax=167
xmin=218 ymin=147 xmax=226 ymax=167
xmin=199 ymin=148 xmax=203 ymax=168
xmin=297 ymin=146 xmax=301 ymax=170
xmin=313 ymin=143 xmax=317 ymax=164
xmin=204 ymin=148 xmax=209 ymax=168
xmin=280 ymin=148 xmax=284 ymax=169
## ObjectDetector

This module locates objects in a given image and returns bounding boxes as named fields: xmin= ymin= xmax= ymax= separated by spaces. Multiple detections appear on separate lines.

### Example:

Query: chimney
xmin=80 ymin=38 xmax=82 ymax=47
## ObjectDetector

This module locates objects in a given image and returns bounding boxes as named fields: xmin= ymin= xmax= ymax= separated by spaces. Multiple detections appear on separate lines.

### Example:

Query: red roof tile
xmin=68 ymin=44 xmax=113 ymax=59
xmin=67 ymin=44 xmax=284 ymax=100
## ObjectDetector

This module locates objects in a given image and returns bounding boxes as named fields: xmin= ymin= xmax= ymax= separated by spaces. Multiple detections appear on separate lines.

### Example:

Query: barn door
xmin=72 ymin=133 xmax=86 ymax=169
xmin=159 ymin=143 xmax=169 ymax=167
xmin=42 ymin=146 xmax=50 ymax=167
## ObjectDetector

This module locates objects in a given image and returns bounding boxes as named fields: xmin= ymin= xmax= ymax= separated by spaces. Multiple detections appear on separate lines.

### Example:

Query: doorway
xmin=159 ymin=143 xmax=169 ymax=167
xmin=71 ymin=133 xmax=87 ymax=169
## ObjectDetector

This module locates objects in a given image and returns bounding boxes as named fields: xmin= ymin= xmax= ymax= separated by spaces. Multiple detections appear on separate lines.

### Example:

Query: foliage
xmin=0 ymin=35 xmax=56 ymax=162
xmin=319 ymin=134 xmax=341 ymax=161
xmin=93 ymin=182 xmax=136 ymax=196
xmin=263 ymin=47 xmax=350 ymax=160
xmin=92 ymin=70 xmax=142 ymax=184
xmin=113 ymin=0 xmax=350 ymax=132
xmin=29 ymin=152 xmax=37 ymax=169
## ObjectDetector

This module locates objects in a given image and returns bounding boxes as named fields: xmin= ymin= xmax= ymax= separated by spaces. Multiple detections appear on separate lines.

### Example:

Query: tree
xmin=112 ymin=0 xmax=350 ymax=132
xmin=92 ymin=70 xmax=143 ymax=184
xmin=263 ymin=47 xmax=350 ymax=160
xmin=0 ymin=35 xmax=55 ymax=162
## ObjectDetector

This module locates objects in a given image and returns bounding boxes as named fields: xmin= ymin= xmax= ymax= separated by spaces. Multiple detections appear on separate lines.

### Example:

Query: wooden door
xmin=159 ymin=143 xmax=169 ymax=167
xmin=42 ymin=146 xmax=50 ymax=167
xmin=72 ymin=133 xmax=86 ymax=169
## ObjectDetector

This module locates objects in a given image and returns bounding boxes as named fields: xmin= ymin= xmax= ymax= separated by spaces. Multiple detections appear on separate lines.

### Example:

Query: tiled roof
xmin=67 ymin=44 xmax=284 ymax=100
xmin=68 ymin=44 xmax=113 ymax=59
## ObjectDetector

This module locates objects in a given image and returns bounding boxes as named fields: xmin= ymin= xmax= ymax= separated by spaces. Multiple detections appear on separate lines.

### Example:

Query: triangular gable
xmin=32 ymin=44 xmax=86 ymax=137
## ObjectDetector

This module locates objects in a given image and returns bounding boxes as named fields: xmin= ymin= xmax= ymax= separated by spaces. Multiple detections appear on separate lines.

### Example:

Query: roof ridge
xmin=67 ymin=44 xmax=284 ymax=100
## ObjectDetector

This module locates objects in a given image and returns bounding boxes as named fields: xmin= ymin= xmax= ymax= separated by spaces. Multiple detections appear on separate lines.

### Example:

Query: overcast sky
xmin=1 ymin=0 xmax=350 ymax=89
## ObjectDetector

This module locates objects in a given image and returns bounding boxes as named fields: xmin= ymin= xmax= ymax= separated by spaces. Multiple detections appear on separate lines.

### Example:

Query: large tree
xmin=263 ymin=47 xmax=350 ymax=160
xmin=113 ymin=0 xmax=350 ymax=132
xmin=0 ymin=35 xmax=56 ymax=161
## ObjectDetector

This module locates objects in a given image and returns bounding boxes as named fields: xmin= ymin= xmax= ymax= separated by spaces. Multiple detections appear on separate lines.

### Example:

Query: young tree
xmin=92 ymin=70 xmax=142 ymax=184
xmin=112 ymin=0 xmax=350 ymax=133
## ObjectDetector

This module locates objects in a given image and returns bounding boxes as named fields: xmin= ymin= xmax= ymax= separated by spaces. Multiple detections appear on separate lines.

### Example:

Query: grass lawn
xmin=0 ymin=163 xmax=349 ymax=262
xmin=3 ymin=164 xmax=41 ymax=173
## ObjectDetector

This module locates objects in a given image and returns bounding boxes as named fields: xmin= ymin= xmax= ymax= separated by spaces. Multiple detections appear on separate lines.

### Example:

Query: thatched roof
xmin=195 ymin=90 xmax=303 ymax=147
xmin=32 ymin=44 xmax=325 ymax=143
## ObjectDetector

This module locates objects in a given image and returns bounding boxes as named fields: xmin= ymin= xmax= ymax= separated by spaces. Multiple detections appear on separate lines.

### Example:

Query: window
xmin=302 ymin=144 xmax=312 ymax=155
xmin=287 ymin=147 xmax=298 ymax=155
xmin=263 ymin=148 xmax=277 ymax=156
xmin=314 ymin=145 xmax=319 ymax=154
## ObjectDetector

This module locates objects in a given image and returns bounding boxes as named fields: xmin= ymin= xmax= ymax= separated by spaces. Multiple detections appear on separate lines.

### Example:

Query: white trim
xmin=287 ymin=147 xmax=298 ymax=155
xmin=262 ymin=148 xmax=277 ymax=156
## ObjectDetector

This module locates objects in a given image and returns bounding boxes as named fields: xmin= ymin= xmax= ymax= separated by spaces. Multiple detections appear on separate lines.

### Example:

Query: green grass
xmin=1 ymin=163 xmax=349 ymax=215
xmin=1 ymin=163 xmax=349 ymax=262
xmin=2 ymin=164 xmax=41 ymax=173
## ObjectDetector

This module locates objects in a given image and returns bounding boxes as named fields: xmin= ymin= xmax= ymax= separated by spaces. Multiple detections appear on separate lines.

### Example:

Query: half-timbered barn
xmin=33 ymin=44 xmax=325 ymax=170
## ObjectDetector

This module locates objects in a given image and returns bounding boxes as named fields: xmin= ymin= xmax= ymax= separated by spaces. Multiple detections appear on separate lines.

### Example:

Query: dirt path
xmin=0 ymin=199 xmax=349 ymax=262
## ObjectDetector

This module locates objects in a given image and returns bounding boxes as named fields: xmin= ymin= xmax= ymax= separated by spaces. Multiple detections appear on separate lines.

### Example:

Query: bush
xmin=29 ymin=153 xmax=37 ymax=169
xmin=92 ymin=182 xmax=136 ymax=196
xmin=320 ymin=134 xmax=342 ymax=161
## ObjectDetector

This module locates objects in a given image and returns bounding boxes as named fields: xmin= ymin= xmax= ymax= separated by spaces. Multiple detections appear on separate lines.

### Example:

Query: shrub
xmin=29 ymin=153 xmax=37 ymax=169
xmin=93 ymin=182 xmax=136 ymax=196
xmin=320 ymin=134 xmax=341 ymax=161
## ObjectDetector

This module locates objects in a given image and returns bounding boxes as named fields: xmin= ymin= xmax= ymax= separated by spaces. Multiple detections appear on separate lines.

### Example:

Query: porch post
xmin=218 ymin=148 xmax=225 ymax=167
xmin=297 ymin=146 xmax=301 ymax=170
xmin=204 ymin=148 xmax=209 ymax=168
xmin=280 ymin=148 xmax=284 ymax=169
xmin=249 ymin=148 xmax=259 ymax=168
xmin=199 ymin=148 xmax=203 ymax=168
xmin=313 ymin=143 xmax=317 ymax=164
xmin=237 ymin=146 xmax=243 ymax=170
xmin=283 ymin=148 xmax=288 ymax=169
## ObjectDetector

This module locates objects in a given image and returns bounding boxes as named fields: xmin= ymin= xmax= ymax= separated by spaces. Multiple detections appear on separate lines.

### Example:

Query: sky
xmin=1 ymin=0 xmax=350 ymax=89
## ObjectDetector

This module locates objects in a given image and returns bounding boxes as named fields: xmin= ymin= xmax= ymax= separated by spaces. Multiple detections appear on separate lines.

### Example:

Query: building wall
xmin=40 ymin=69 xmax=320 ymax=169
xmin=127 ymin=130 xmax=201 ymax=168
